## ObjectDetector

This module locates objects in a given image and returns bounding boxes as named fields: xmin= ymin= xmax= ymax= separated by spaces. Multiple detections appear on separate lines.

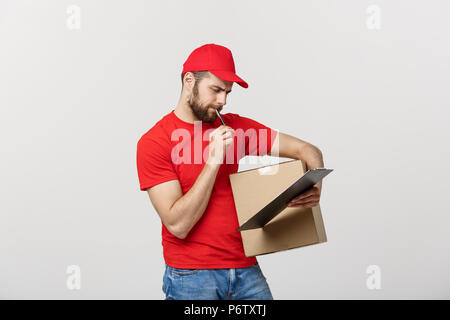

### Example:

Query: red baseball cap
xmin=182 ymin=43 xmax=248 ymax=88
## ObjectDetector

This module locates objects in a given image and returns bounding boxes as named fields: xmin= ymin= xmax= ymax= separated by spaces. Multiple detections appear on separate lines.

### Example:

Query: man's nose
xmin=217 ymin=92 xmax=227 ymax=106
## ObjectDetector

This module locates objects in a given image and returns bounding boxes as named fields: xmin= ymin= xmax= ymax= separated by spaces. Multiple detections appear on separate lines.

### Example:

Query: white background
xmin=1 ymin=0 xmax=449 ymax=299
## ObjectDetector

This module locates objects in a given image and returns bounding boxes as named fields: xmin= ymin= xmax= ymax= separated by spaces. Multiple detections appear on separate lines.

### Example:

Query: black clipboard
xmin=236 ymin=168 xmax=333 ymax=231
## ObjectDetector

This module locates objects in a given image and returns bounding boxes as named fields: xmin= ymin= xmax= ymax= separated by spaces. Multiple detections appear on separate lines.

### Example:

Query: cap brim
xmin=209 ymin=70 xmax=248 ymax=88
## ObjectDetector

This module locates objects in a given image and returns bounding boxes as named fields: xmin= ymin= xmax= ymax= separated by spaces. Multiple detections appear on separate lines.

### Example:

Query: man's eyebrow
xmin=211 ymin=85 xmax=232 ymax=93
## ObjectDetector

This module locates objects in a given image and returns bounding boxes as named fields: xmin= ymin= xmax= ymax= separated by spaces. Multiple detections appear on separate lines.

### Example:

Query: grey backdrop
xmin=1 ymin=0 xmax=449 ymax=299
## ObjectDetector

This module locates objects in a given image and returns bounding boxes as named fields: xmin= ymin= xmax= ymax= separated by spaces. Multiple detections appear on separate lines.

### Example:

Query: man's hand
xmin=287 ymin=181 xmax=322 ymax=208
xmin=206 ymin=125 xmax=235 ymax=166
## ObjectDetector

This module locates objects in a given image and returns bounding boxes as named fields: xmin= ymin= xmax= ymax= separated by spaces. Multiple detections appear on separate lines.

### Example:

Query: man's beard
xmin=188 ymin=84 xmax=220 ymax=123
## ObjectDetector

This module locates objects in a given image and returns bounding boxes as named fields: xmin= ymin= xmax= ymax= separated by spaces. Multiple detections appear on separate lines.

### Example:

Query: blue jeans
xmin=162 ymin=262 xmax=273 ymax=300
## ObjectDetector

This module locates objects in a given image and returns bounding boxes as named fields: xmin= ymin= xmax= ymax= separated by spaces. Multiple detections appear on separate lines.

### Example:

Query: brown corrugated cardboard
xmin=229 ymin=159 xmax=327 ymax=257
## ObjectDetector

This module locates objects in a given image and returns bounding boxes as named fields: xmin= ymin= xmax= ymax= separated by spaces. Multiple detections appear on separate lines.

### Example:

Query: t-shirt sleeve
xmin=136 ymin=135 xmax=179 ymax=191
xmin=234 ymin=114 xmax=279 ymax=158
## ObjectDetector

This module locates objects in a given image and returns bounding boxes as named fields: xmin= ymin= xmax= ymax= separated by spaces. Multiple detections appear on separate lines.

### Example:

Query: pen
xmin=215 ymin=109 xmax=226 ymax=126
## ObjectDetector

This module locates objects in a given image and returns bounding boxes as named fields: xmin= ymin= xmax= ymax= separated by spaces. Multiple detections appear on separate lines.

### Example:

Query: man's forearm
xmin=296 ymin=145 xmax=325 ymax=191
xmin=297 ymin=145 xmax=324 ymax=170
xmin=169 ymin=162 xmax=220 ymax=239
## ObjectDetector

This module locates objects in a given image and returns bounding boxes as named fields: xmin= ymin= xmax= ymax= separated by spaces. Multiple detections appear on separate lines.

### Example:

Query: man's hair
xmin=181 ymin=71 xmax=210 ymax=87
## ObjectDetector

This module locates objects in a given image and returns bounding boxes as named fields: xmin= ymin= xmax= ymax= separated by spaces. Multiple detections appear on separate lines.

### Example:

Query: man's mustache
xmin=209 ymin=106 xmax=223 ymax=112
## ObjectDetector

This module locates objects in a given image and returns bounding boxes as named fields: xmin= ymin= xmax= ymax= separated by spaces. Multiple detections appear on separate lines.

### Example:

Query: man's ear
xmin=183 ymin=72 xmax=195 ymax=91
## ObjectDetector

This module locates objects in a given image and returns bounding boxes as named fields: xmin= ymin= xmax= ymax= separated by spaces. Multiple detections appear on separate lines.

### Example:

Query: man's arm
xmin=147 ymin=162 xmax=220 ymax=240
xmin=146 ymin=125 xmax=235 ymax=240
xmin=269 ymin=131 xmax=324 ymax=169
xmin=269 ymin=131 xmax=325 ymax=207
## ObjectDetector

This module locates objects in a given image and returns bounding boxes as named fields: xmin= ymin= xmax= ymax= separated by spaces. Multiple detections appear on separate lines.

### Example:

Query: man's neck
xmin=174 ymin=100 xmax=198 ymax=124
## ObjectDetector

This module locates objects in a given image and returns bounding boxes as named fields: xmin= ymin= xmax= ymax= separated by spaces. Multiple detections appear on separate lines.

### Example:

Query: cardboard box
xmin=229 ymin=159 xmax=327 ymax=257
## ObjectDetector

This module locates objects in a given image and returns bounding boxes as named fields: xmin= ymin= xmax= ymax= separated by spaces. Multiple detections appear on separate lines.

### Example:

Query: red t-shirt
xmin=136 ymin=109 xmax=278 ymax=269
